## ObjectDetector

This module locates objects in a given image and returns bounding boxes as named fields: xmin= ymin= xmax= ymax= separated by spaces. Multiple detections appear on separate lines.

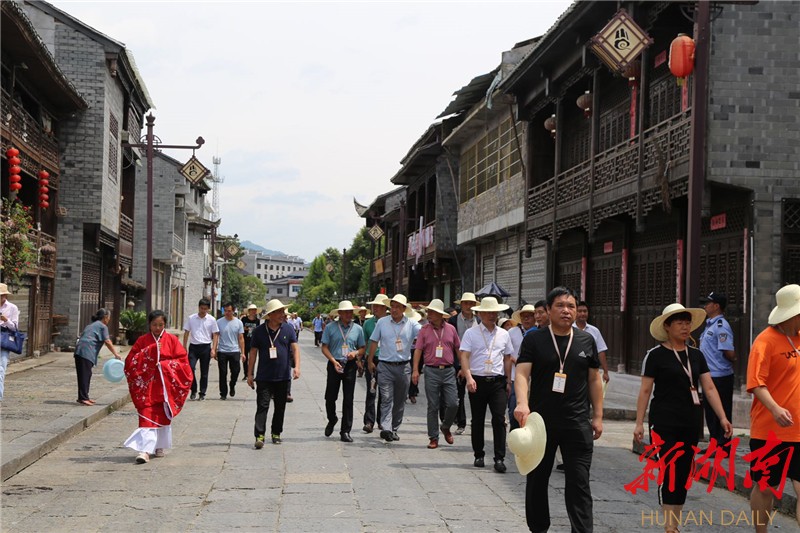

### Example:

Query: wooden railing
xmin=1 ymin=89 xmax=60 ymax=182
xmin=119 ymin=213 xmax=134 ymax=260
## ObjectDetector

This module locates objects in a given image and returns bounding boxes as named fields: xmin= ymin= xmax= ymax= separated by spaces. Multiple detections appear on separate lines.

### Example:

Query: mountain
xmin=240 ymin=240 xmax=286 ymax=257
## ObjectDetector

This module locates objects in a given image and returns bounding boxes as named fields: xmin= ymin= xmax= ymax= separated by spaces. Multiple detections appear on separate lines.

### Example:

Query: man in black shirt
xmin=241 ymin=304 xmax=261 ymax=382
xmin=514 ymin=286 xmax=603 ymax=533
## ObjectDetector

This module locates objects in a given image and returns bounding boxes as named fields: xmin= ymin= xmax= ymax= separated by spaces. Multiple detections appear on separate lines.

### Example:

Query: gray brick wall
xmin=708 ymin=1 xmax=800 ymax=330
xmin=183 ymin=224 xmax=208 ymax=324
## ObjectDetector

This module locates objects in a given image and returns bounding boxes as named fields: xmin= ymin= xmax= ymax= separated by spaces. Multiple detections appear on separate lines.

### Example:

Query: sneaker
xmin=474 ymin=457 xmax=485 ymax=468
xmin=271 ymin=434 xmax=282 ymax=445
xmin=391 ymin=432 xmax=400 ymax=441
xmin=455 ymin=426 xmax=466 ymax=435
xmin=154 ymin=448 xmax=165 ymax=458
xmin=494 ymin=459 xmax=507 ymax=473
xmin=190 ymin=392 xmax=197 ymax=401
xmin=136 ymin=452 xmax=149 ymax=464
xmin=255 ymin=435 xmax=265 ymax=449
xmin=441 ymin=426 xmax=454 ymax=445
xmin=380 ymin=430 xmax=394 ymax=442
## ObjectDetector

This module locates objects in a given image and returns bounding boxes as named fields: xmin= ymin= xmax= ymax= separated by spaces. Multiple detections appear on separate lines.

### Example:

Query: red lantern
xmin=544 ymin=114 xmax=557 ymax=138
xmin=38 ymin=170 xmax=50 ymax=180
xmin=9 ymin=156 xmax=21 ymax=166
xmin=39 ymin=179 xmax=49 ymax=187
xmin=40 ymin=201 xmax=49 ymax=209
xmin=38 ymin=168 xmax=51 ymax=209
xmin=10 ymin=183 xmax=22 ymax=191
xmin=9 ymin=165 xmax=21 ymax=175
xmin=39 ymin=186 xmax=49 ymax=194
xmin=576 ymin=91 xmax=592 ymax=119
xmin=6 ymin=147 xmax=19 ymax=158
xmin=669 ymin=34 xmax=695 ymax=85
xmin=10 ymin=174 xmax=21 ymax=183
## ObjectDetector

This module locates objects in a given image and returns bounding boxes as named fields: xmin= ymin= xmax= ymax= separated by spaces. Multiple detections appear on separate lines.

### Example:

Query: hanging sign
xmin=588 ymin=9 xmax=653 ymax=74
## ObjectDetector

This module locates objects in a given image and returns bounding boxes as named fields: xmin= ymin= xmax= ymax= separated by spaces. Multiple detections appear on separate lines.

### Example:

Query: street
xmin=2 ymin=333 xmax=797 ymax=532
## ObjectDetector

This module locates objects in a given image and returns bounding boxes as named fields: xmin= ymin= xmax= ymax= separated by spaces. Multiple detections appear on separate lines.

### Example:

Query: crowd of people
xmin=3 ymin=278 xmax=793 ymax=532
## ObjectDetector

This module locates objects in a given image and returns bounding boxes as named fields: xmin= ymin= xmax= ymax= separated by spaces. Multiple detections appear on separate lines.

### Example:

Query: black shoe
xmin=220 ymin=396 xmax=226 ymax=400
xmin=474 ymin=457 xmax=485 ymax=468
xmin=325 ymin=418 xmax=338 ymax=437
xmin=230 ymin=384 xmax=236 ymax=397
xmin=391 ymin=432 xmax=400 ymax=441
xmin=340 ymin=433 xmax=353 ymax=443
xmin=494 ymin=459 xmax=507 ymax=473
xmin=198 ymin=394 xmax=205 ymax=401
xmin=556 ymin=463 xmax=565 ymax=472
xmin=190 ymin=392 xmax=197 ymax=401
xmin=362 ymin=423 xmax=374 ymax=434
xmin=286 ymin=395 xmax=294 ymax=403
xmin=380 ymin=430 xmax=394 ymax=442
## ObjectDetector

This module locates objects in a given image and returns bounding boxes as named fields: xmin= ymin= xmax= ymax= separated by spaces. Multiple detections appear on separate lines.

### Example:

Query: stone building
xmin=23 ymin=0 xmax=153 ymax=346
xmin=240 ymin=251 xmax=306 ymax=285
xmin=359 ymin=187 xmax=405 ymax=297
xmin=1 ymin=0 xmax=87 ymax=357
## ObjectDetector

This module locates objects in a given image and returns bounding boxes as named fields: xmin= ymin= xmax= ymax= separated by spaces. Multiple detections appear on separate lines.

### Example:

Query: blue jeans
xmin=0 ymin=349 xmax=9 ymax=401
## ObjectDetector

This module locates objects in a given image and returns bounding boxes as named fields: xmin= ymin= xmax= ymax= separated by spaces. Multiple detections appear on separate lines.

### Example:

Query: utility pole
xmin=341 ymin=248 xmax=347 ymax=300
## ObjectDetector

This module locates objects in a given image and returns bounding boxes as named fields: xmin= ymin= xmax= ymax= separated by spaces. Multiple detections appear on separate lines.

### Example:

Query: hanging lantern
xmin=576 ymin=91 xmax=593 ymax=119
xmin=9 ymin=156 xmax=21 ymax=166
xmin=544 ymin=114 xmax=557 ymax=138
xmin=7 ymin=148 xmax=22 ymax=193
xmin=38 ymin=169 xmax=50 ymax=209
xmin=669 ymin=33 xmax=695 ymax=85
xmin=622 ymin=59 xmax=641 ymax=87
xmin=38 ymin=170 xmax=49 ymax=180
xmin=6 ymin=147 xmax=19 ymax=158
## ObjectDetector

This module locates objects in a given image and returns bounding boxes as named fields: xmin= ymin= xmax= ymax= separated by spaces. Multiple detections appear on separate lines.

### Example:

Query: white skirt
xmin=124 ymin=426 xmax=172 ymax=454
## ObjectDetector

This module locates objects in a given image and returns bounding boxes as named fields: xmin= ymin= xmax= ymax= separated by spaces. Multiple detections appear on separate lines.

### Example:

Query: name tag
xmin=690 ymin=387 xmax=701 ymax=406
xmin=395 ymin=339 xmax=404 ymax=352
xmin=484 ymin=358 xmax=494 ymax=371
xmin=552 ymin=372 xmax=567 ymax=393
xmin=341 ymin=345 xmax=350 ymax=358
xmin=269 ymin=347 xmax=278 ymax=360
xmin=435 ymin=345 xmax=444 ymax=359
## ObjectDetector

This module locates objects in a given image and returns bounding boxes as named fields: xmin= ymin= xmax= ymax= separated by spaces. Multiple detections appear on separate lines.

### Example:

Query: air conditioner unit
xmin=175 ymin=197 xmax=185 ymax=209
xmin=121 ymin=131 xmax=131 ymax=143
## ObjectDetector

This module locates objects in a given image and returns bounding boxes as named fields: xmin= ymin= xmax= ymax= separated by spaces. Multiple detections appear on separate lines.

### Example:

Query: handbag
xmin=0 ymin=327 xmax=26 ymax=354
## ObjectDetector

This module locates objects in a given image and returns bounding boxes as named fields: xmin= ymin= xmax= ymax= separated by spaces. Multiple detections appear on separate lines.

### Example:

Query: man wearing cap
xmin=449 ymin=292 xmax=479 ymax=434
xmin=367 ymin=294 xmax=421 ymax=442
xmin=698 ymin=291 xmax=736 ymax=447
xmin=460 ymin=297 xmax=515 ymax=472
xmin=412 ymin=299 xmax=460 ymax=449
xmin=576 ymin=301 xmax=611 ymax=384
xmin=514 ymin=286 xmax=603 ymax=533
xmin=183 ymin=298 xmax=220 ymax=401
xmin=321 ymin=301 xmax=366 ymax=443
xmin=312 ymin=312 xmax=325 ymax=347
xmin=241 ymin=305 xmax=261 ymax=382
xmin=247 ymin=299 xmax=301 ymax=447
xmin=747 ymin=284 xmax=800 ymax=532
xmin=362 ymin=294 xmax=389 ymax=433
xmin=0 ymin=283 xmax=20 ymax=402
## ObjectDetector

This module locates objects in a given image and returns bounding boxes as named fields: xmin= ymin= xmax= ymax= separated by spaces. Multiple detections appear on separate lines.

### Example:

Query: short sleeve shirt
xmin=517 ymin=327 xmax=600 ymax=428
xmin=74 ymin=320 xmax=110 ymax=365
xmin=581 ymin=324 xmax=608 ymax=353
xmin=507 ymin=326 xmax=524 ymax=381
xmin=363 ymin=316 xmax=379 ymax=358
xmin=370 ymin=315 xmax=421 ymax=362
xmin=216 ymin=317 xmax=244 ymax=352
xmin=641 ymin=344 xmax=709 ymax=430
xmin=251 ymin=322 xmax=297 ymax=382
xmin=183 ymin=313 xmax=219 ymax=345
xmin=313 ymin=317 xmax=325 ymax=332
xmin=416 ymin=322 xmax=460 ymax=366
xmin=460 ymin=324 xmax=514 ymax=377
xmin=321 ymin=321 xmax=366 ymax=363
xmin=747 ymin=326 xmax=800 ymax=441
xmin=699 ymin=316 xmax=735 ymax=377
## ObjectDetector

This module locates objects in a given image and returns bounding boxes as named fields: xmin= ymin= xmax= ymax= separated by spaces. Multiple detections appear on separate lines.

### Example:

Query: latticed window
xmin=459 ymin=117 xmax=522 ymax=203
xmin=108 ymin=112 xmax=119 ymax=183
xmin=783 ymin=198 xmax=800 ymax=285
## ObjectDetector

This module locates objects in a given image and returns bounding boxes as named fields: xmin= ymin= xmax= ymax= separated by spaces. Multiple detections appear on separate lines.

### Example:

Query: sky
xmin=50 ymin=0 xmax=573 ymax=262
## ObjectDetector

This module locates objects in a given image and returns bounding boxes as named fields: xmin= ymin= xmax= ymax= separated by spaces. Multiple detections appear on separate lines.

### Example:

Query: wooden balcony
xmin=371 ymin=251 xmax=393 ymax=280
xmin=1 ymin=89 xmax=61 ymax=185
xmin=22 ymin=229 xmax=57 ymax=278
xmin=407 ymin=222 xmax=436 ymax=262
xmin=527 ymin=111 xmax=692 ymax=237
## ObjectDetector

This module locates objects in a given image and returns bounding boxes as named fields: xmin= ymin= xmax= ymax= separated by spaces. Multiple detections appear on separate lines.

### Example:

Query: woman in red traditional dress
xmin=124 ymin=310 xmax=193 ymax=464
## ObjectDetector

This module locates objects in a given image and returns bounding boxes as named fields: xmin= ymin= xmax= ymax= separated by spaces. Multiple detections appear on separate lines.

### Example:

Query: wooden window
xmin=459 ymin=118 xmax=522 ymax=204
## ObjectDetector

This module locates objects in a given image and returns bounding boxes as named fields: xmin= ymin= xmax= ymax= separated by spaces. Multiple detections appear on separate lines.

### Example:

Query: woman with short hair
xmin=74 ymin=308 xmax=121 ymax=405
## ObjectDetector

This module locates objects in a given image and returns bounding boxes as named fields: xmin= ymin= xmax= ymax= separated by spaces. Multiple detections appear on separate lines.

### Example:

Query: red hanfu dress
xmin=123 ymin=331 xmax=193 ymax=454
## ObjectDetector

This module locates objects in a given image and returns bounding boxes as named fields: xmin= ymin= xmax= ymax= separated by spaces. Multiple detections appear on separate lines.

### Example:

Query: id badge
xmin=269 ymin=347 xmax=278 ymax=360
xmin=552 ymin=372 xmax=567 ymax=393
xmin=435 ymin=345 xmax=444 ymax=359
xmin=690 ymin=387 xmax=701 ymax=406
xmin=484 ymin=358 xmax=494 ymax=372
xmin=395 ymin=339 xmax=404 ymax=352
xmin=341 ymin=345 xmax=350 ymax=359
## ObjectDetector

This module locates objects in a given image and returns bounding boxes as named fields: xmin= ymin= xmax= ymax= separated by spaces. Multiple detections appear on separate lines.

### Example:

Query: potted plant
xmin=119 ymin=309 xmax=147 ymax=345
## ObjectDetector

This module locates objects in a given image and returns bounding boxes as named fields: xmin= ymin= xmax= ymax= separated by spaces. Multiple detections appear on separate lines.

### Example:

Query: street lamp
xmin=123 ymin=113 xmax=204 ymax=314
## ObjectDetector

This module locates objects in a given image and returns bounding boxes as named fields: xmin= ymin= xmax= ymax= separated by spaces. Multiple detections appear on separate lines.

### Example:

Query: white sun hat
xmin=649 ymin=303 xmax=706 ymax=341
xmin=508 ymin=412 xmax=547 ymax=475
xmin=768 ymin=284 xmax=800 ymax=325
xmin=472 ymin=297 xmax=509 ymax=313
xmin=264 ymin=299 xmax=287 ymax=316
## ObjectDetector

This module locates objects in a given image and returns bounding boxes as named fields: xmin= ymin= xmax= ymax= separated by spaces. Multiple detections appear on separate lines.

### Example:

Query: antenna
xmin=211 ymin=156 xmax=224 ymax=221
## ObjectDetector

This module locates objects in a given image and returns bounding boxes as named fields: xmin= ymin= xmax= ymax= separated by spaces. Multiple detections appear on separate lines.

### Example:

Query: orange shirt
xmin=747 ymin=326 xmax=800 ymax=441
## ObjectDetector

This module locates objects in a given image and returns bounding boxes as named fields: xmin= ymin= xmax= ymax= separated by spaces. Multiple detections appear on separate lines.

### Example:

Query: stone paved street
xmin=2 ymin=333 xmax=798 ymax=532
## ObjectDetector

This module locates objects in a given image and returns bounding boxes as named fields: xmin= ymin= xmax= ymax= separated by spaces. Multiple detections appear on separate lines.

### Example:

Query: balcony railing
xmin=1 ymin=89 xmax=61 ymax=184
xmin=119 ymin=213 xmax=134 ymax=261
xmin=407 ymin=222 xmax=436 ymax=261
xmin=172 ymin=233 xmax=185 ymax=254
xmin=371 ymin=251 xmax=393 ymax=279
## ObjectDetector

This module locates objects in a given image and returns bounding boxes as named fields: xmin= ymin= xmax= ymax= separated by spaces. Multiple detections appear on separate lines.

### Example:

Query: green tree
xmin=241 ymin=275 xmax=267 ymax=307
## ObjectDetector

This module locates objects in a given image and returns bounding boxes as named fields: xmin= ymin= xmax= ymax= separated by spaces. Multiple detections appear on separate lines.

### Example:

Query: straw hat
xmin=336 ymin=300 xmax=357 ymax=312
xmin=512 ymin=304 xmax=537 ymax=324
xmin=390 ymin=294 xmax=411 ymax=309
xmin=649 ymin=303 xmax=706 ymax=341
xmin=508 ymin=412 xmax=547 ymax=475
xmin=768 ymin=284 xmax=800 ymax=325
xmin=404 ymin=307 xmax=422 ymax=322
xmin=367 ymin=294 xmax=390 ymax=307
xmin=264 ymin=299 xmax=288 ymax=316
xmin=247 ymin=304 xmax=258 ymax=311
xmin=472 ymin=297 xmax=509 ymax=313
xmin=424 ymin=299 xmax=447 ymax=316
xmin=454 ymin=292 xmax=478 ymax=304
xmin=498 ymin=317 xmax=510 ymax=328
xmin=0 ymin=283 xmax=10 ymax=296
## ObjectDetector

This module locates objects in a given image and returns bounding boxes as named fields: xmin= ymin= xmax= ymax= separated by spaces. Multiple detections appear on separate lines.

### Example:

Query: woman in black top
xmin=634 ymin=304 xmax=733 ymax=533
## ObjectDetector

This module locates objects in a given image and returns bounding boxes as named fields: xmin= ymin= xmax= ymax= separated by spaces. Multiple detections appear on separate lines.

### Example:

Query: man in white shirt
xmin=0 ymin=283 xmax=20 ymax=402
xmin=460 ymin=297 xmax=515 ymax=473
xmin=575 ymin=301 xmax=610 ymax=383
xmin=183 ymin=298 xmax=220 ymax=400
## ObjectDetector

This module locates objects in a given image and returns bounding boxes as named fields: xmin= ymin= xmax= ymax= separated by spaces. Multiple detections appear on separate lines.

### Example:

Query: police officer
xmin=699 ymin=291 xmax=736 ymax=446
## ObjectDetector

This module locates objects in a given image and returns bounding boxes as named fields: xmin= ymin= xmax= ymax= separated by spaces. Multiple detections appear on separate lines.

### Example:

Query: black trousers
xmin=526 ymin=423 xmax=594 ymax=533
xmin=467 ymin=376 xmax=507 ymax=460
xmin=314 ymin=331 xmax=322 ymax=346
xmin=74 ymin=356 xmax=93 ymax=401
xmin=254 ymin=380 xmax=290 ymax=437
xmin=649 ymin=424 xmax=698 ymax=506
xmin=325 ymin=360 xmax=357 ymax=433
xmin=703 ymin=374 xmax=734 ymax=446
xmin=441 ymin=374 xmax=468 ymax=428
xmin=363 ymin=366 xmax=377 ymax=426
xmin=217 ymin=351 xmax=241 ymax=398
xmin=188 ymin=343 xmax=211 ymax=396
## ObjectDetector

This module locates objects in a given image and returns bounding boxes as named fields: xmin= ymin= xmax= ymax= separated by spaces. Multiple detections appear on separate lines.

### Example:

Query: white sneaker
xmin=154 ymin=448 xmax=165 ymax=458
xmin=135 ymin=452 xmax=150 ymax=464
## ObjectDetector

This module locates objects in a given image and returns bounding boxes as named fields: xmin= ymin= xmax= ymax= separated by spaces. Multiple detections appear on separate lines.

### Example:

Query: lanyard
xmin=478 ymin=325 xmax=499 ymax=360
xmin=669 ymin=344 xmax=694 ymax=387
xmin=432 ymin=324 xmax=445 ymax=345
xmin=391 ymin=318 xmax=405 ymax=341
xmin=776 ymin=326 xmax=800 ymax=357
xmin=337 ymin=322 xmax=351 ymax=349
xmin=548 ymin=326 xmax=574 ymax=373
xmin=267 ymin=326 xmax=281 ymax=348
